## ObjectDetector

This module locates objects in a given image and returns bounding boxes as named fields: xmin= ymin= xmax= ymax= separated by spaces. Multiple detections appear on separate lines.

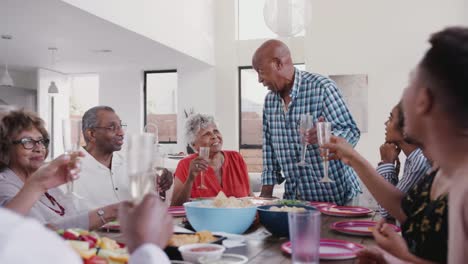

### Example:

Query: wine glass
xmin=197 ymin=146 xmax=210 ymax=189
xmin=127 ymin=133 xmax=156 ymax=203
xmin=297 ymin=114 xmax=313 ymax=166
xmin=316 ymin=121 xmax=334 ymax=183
xmin=62 ymin=119 xmax=83 ymax=197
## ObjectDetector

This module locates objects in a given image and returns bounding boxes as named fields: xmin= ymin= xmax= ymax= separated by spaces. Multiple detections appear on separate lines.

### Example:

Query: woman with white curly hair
xmin=171 ymin=114 xmax=251 ymax=206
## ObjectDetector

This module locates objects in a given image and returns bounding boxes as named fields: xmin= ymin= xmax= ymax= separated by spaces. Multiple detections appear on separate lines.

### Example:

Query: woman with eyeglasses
xmin=0 ymin=110 xmax=120 ymax=230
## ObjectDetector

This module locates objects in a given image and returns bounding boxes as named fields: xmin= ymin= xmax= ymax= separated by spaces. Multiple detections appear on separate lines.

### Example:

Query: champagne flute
xmin=153 ymin=145 xmax=166 ymax=199
xmin=297 ymin=114 xmax=313 ymax=166
xmin=62 ymin=119 xmax=82 ymax=197
xmin=127 ymin=133 xmax=156 ymax=203
xmin=197 ymin=146 xmax=210 ymax=190
xmin=316 ymin=121 xmax=334 ymax=182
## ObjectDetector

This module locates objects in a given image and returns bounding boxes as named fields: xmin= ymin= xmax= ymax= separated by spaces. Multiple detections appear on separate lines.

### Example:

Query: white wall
xmin=177 ymin=63 xmax=216 ymax=152
xmin=99 ymin=68 xmax=143 ymax=135
xmin=214 ymin=0 xmax=238 ymax=150
xmin=62 ymin=0 xmax=215 ymax=65
xmin=305 ymin=0 xmax=468 ymax=165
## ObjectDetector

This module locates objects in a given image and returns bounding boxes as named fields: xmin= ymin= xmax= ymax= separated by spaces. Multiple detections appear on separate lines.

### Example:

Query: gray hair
xmin=82 ymin=106 xmax=115 ymax=143
xmin=185 ymin=113 xmax=216 ymax=147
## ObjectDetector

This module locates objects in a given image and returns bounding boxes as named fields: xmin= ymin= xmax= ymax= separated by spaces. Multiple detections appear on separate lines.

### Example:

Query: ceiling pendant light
xmin=48 ymin=47 xmax=59 ymax=94
xmin=0 ymin=35 xmax=14 ymax=87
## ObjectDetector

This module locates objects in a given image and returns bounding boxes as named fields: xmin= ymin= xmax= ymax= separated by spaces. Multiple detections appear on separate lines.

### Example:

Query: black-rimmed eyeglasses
xmin=12 ymin=138 xmax=50 ymax=150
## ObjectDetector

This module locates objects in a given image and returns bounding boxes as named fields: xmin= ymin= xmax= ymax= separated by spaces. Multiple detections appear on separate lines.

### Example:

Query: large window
xmin=144 ymin=70 xmax=178 ymax=143
xmin=239 ymin=64 xmax=305 ymax=172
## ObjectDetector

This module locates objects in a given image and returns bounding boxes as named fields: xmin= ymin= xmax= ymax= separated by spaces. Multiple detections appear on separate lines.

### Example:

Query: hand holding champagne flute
xmin=62 ymin=119 xmax=83 ymax=196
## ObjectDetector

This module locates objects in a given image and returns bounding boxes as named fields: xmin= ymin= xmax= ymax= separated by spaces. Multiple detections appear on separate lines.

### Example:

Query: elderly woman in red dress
xmin=171 ymin=114 xmax=251 ymax=206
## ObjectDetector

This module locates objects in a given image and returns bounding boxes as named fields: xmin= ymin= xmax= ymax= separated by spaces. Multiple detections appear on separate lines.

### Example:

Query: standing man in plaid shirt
xmin=252 ymin=40 xmax=361 ymax=205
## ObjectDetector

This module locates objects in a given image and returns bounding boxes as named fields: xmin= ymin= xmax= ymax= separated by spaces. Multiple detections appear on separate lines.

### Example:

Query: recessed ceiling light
xmin=91 ymin=49 xmax=112 ymax=53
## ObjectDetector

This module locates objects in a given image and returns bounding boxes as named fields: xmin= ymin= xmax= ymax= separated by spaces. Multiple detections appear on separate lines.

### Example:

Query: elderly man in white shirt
xmin=74 ymin=106 xmax=173 ymax=209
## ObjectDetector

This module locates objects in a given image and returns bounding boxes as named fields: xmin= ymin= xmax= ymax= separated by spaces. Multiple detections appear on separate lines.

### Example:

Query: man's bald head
xmin=252 ymin=39 xmax=295 ymax=93
xmin=252 ymin=39 xmax=292 ymax=67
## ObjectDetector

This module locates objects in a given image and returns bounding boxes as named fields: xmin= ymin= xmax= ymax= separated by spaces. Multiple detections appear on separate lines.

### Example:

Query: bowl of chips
xmin=184 ymin=192 xmax=257 ymax=234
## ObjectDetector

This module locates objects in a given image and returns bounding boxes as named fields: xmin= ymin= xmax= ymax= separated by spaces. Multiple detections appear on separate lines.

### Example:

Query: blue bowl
xmin=257 ymin=204 xmax=318 ymax=237
xmin=183 ymin=201 xmax=257 ymax=234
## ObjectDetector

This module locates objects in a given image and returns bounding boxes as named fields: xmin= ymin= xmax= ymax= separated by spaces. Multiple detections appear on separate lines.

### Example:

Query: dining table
xmin=97 ymin=207 xmax=380 ymax=264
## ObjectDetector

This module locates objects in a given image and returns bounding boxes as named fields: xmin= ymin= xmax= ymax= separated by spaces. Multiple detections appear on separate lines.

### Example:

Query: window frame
xmin=238 ymin=66 xmax=261 ymax=149
xmin=143 ymin=69 xmax=178 ymax=144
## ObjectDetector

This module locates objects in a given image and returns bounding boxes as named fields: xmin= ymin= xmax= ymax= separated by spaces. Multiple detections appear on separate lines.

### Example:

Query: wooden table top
xmin=98 ymin=212 xmax=378 ymax=263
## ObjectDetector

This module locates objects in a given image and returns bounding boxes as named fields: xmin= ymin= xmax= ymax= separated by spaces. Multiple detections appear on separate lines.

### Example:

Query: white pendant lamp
xmin=263 ymin=0 xmax=305 ymax=37
xmin=48 ymin=47 xmax=59 ymax=94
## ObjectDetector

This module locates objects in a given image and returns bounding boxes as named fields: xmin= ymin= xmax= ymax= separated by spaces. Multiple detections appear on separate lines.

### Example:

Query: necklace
xmin=44 ymin=192 xmax=66 ymax=216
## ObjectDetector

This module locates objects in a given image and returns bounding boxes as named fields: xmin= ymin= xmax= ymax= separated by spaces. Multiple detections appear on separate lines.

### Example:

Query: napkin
xmin=213 ymin=232 xmax=246 ymax=248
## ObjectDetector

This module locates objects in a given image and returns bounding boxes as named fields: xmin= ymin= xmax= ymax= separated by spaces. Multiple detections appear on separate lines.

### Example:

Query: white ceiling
xmin=0 ymin=0 xmax=195 ymax=73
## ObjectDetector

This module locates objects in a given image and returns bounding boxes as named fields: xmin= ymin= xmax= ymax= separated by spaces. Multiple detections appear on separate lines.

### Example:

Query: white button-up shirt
xmin=74 ymin=147 xmax=131 ymax=210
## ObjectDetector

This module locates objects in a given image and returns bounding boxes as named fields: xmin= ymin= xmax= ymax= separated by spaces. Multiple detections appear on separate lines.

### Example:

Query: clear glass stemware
xmin=316 ymin=121 xmax=334 ymax=183
xmin=197 ymin=146 xmax=210 ymax=190
xmin=297 ymin=114 xmax=313 ymax=167
xmin=62 ymin=119 xmax=83 ymax=197
xmin=127 ymin=133 xmax=156 ymax=203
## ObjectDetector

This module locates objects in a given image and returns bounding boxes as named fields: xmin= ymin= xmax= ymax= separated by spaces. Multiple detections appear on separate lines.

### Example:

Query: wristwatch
xmin=97 ymin=209 xmax=106 ymax=225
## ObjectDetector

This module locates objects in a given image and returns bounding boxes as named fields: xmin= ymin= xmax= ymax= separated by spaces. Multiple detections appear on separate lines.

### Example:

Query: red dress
xmin=174 ymin=151 xmax=251 ymax=198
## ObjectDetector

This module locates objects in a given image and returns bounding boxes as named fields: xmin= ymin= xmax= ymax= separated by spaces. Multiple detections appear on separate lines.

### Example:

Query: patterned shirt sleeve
xmin=395 ymin=150 xmax=430 ymax=194
xmin=261 ymin=107 xmax=283 ymax=186
xmin=376 ymin=163 xmax=397 ymax=219
xmin=376 ymin=163 xmax=398 ymax=185
xmin=322 ymin=82 xmax=360 ymax=147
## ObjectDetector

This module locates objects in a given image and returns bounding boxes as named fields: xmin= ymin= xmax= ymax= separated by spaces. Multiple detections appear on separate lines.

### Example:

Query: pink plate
xmin=330 ymin=220 xmax=401 ymax=236
xmin=281 ymin=239 xmax=364 ymax=260
xmin=308 ymin=201 xmax=336 ymax=209
xmin=319 ymin=205 xmax=373 ymax=217
xmin=168 ymin=206 xmax=186 ymax=217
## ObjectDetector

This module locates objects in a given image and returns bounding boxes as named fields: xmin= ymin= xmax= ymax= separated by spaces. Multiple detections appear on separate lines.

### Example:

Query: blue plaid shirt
xmin=261 ymin=68 xmax=361 ymax=205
